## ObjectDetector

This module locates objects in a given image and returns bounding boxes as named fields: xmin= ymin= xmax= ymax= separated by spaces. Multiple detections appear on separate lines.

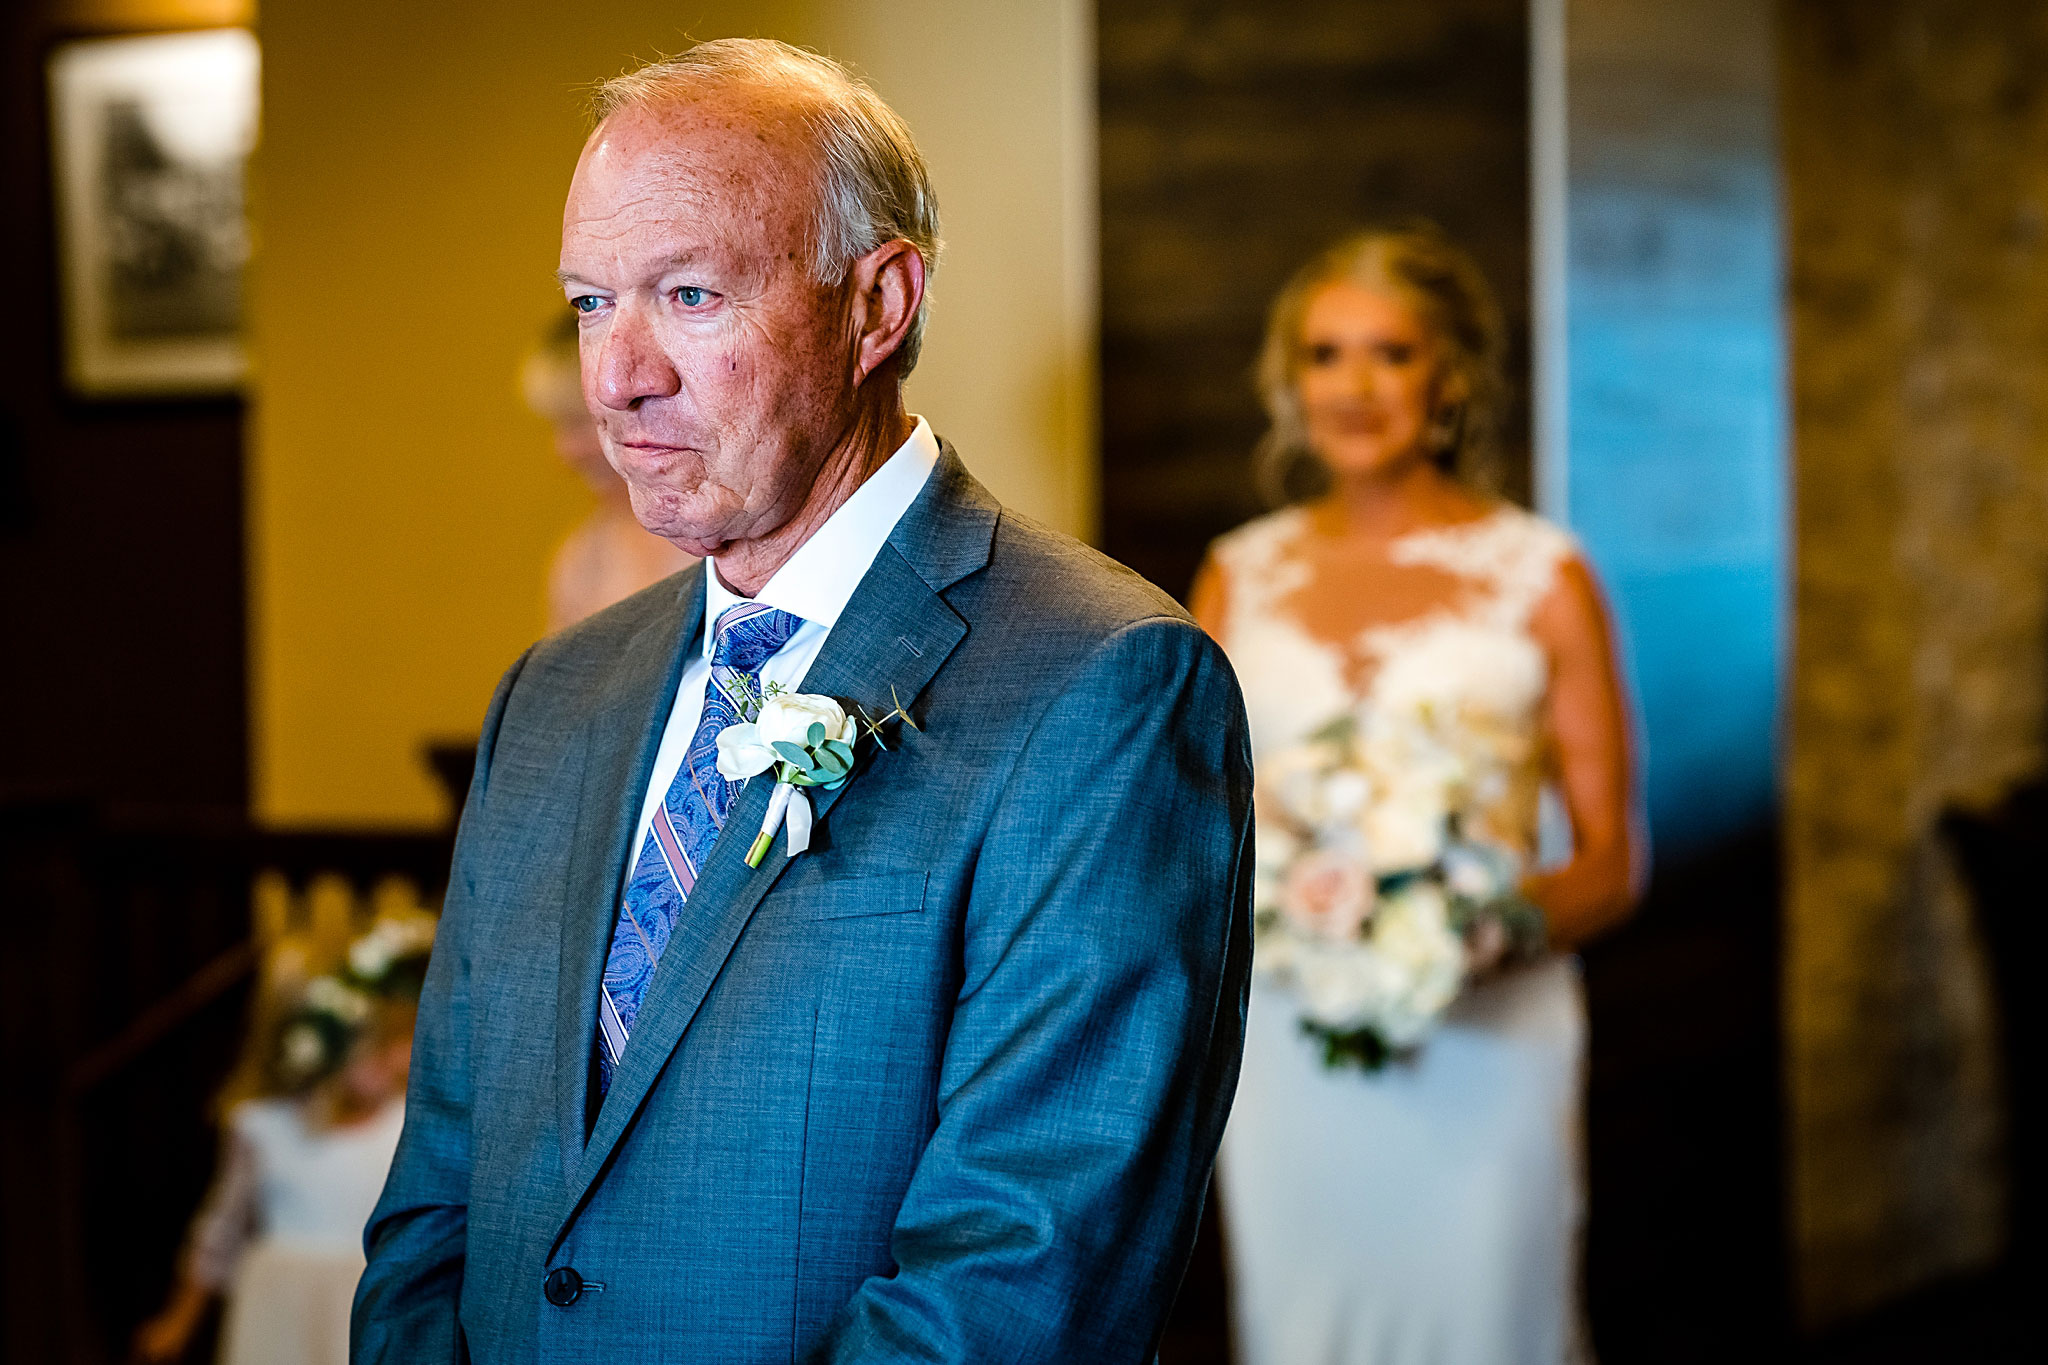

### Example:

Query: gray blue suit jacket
xmin=353 ymin=448 xmax=1254 ymax=1363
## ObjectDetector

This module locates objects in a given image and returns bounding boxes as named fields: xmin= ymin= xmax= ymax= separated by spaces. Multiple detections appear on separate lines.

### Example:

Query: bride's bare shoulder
xmin=1194 ymin=507 xmax=1315 ymax=638
xmin=1525 ymin=529 xmax=1614 ymax=659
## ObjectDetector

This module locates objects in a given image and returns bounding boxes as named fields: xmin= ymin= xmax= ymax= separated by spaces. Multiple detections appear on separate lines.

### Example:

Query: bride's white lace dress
xmin=1210 ymin=502 xmax=1593 ymax=1365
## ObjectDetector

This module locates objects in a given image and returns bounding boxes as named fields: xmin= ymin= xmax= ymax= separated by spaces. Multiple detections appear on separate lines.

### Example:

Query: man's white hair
xmin=593 ymin=38 xmax=943 ymax=374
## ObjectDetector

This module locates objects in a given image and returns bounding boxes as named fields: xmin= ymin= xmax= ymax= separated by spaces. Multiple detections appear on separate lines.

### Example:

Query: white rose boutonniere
xmin=715 ymin=683 xmax=917 ymax=867
xmin=716 ymin=693 xmax=856 ymax=783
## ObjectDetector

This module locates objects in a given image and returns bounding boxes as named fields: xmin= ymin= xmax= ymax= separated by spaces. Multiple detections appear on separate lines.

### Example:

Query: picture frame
xmin=46 ymin=28 xmax=260 ymax=398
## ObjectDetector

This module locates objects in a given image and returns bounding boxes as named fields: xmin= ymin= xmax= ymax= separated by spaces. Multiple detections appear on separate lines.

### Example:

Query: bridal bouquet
xmin=1253 ymin=698 xmax=1545 ymax=1071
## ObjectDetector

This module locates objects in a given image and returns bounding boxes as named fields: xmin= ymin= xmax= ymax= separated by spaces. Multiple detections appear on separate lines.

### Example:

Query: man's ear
xmin=848 ymin=239 xmax=926 ymax=385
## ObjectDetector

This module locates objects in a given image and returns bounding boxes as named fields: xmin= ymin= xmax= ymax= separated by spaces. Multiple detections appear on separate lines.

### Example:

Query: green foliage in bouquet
xmin=1302 ymin=1019 xmax=1398 ymax=1071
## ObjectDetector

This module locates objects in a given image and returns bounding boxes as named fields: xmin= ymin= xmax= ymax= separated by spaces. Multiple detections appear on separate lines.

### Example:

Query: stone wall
xmin=1782 ymin=0 xmax=2048 ymax=1326
xmin=1097 ymin=0 xmax=1529 ymax=597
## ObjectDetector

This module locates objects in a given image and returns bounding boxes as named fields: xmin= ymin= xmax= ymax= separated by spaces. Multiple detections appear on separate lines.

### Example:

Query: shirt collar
xmin=701 ymin=416 xmax=942 ymax=659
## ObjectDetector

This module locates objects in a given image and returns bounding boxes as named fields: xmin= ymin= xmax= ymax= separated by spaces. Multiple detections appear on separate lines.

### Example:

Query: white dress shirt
xmin=626 ymin=418 xmax=942 ymax=868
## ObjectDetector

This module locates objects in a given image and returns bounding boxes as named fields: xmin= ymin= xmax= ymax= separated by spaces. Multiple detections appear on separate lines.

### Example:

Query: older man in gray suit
xmin=354 ymin=38 xmax=1252 ymax=1365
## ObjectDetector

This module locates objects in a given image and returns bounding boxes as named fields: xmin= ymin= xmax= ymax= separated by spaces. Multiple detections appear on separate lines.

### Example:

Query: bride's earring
xmin=1426 ymin=403 xmax=1463 ymax=454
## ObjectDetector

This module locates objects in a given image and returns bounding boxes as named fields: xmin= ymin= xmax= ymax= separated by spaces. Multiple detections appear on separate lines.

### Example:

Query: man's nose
xmin=591 ymin=302 xmax=681 ymax=411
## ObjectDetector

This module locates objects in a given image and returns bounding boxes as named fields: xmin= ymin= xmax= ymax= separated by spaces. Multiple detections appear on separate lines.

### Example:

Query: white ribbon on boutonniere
xmin=715 ymin=686 xmax=919 ymax=867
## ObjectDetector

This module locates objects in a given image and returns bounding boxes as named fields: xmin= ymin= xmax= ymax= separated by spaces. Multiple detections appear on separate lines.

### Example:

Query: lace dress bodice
xmin=1210 ymin=503 xmax=1576 ymax=864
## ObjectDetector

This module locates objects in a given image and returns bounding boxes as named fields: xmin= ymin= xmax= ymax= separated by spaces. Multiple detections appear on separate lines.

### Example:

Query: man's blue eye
xmin=676 ymin=286 xmax=708 ymax=306
xmin=570 ymin=295 xmax=602 ymax=314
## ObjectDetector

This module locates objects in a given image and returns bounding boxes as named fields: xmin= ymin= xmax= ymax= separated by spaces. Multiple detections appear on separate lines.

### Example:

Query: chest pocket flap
xmin=777 ymin=869 xmax=929 ymax=921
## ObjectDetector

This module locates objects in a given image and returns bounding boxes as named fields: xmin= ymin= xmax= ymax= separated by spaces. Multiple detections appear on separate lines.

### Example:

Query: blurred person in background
xmin=522 ymin=313 xmax=694 ymax=632
xmin=131 ymin=919 xmax=434 ymax=1365
xmin=1191 ymin=226 xmax=1643 ymax=1365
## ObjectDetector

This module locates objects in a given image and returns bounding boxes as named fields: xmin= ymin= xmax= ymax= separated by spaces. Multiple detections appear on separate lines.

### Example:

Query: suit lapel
xmin=552 ymin=568 xmax=702 ymax=1181
xmin=553 ymin=447 xmax=996 ymax=1237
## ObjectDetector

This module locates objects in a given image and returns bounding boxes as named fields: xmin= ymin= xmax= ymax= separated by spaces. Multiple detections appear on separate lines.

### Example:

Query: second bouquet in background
xmin=1252 ymin=691 xmax=1546 ymax=1071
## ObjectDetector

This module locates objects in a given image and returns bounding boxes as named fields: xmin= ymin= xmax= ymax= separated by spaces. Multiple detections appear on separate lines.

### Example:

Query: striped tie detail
xmin=594 ymin=601 xmax=806 ymax=1095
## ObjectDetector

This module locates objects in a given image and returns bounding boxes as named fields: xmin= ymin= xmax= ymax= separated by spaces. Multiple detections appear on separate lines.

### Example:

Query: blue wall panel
xmin=1555 ymin=34 xmax=1787 ymax=854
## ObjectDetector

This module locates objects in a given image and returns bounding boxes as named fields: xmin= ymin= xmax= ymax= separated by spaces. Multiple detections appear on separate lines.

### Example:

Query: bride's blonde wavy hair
xmin=1254 ymin=224 xmax=1507 ymax=505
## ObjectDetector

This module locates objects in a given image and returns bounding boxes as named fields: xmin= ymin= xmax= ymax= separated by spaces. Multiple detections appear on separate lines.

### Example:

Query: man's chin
xmin=635 ymin=519 xmax=726 ymax=559
xmin=625 ymin=498 xmax=732 ymax=559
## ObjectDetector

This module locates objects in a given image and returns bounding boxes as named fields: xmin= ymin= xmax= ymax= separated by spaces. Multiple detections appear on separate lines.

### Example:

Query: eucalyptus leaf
xmin=824 ymin=740 xmax=855 ymax=766
xmin=771 ymin=740 xmax=811 ymax=766
xmin=807 ymin=721 xmax=827 ymax=746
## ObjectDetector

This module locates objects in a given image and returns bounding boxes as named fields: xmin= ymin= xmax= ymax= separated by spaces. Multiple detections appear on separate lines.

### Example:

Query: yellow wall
xmin=820 ymin=1 xmax=1099 ymax=540
xmin=250 ymin=1 xmax=1098 ymax=826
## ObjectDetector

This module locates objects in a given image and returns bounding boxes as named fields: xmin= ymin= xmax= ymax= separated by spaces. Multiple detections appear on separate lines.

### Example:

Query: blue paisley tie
xmin=594 ymin=601 xmax=806 ymax=1095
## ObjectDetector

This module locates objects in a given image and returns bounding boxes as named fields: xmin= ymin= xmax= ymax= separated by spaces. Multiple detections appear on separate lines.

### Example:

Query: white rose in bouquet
xmin=1362 ymin=709 xmax=1464 ymax=813
xmin=1264 ymin=744 xmax=1368 ymax=831
xmin=1319 ymin=768 xmax=1372 ymax=826
xmin=1294 ymin=940 xmax=1400 ymax=1031
xmin=1368 ymin=881 xmax=1465 ymax=1045
xmin=1362 ymin=779 xmax=1448 ymax=873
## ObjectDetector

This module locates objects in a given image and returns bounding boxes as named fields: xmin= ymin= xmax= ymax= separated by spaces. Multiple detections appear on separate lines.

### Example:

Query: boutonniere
xmin=716 ymin=684 xmax=918 ymax=868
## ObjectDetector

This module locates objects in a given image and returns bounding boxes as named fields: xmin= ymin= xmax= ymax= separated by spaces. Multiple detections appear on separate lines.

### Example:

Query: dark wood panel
xmin=0 ymin=2 xmax=247 ymax=814
xmin=0 ymin=802 xmax=454 ymax=1365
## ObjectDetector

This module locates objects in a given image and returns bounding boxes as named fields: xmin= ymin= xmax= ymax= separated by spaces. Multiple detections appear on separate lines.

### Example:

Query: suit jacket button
xmin=543 ymin=1266 xmax=584 ymax=1307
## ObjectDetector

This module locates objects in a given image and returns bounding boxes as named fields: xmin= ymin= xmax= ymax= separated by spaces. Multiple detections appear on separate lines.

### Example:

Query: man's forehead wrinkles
xmin=568 ymin=188 xmax=696 ymax=234
xmin=572 ymin=169 xmax=769 ymax=236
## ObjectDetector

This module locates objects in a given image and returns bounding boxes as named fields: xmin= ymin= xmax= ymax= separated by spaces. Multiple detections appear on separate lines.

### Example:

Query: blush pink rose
xmin=1279 ymin=849 xmax=1376 ymax=942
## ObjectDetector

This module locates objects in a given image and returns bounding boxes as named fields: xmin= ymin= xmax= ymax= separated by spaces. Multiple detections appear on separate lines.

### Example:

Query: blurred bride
xmin=523 ymin=314 xmax=694 ymax=632
xmin=1192 ymin=226 xmax=1643 ymax=1365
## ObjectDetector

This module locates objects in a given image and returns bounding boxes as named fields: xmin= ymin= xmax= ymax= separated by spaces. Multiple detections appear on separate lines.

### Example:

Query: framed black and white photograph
xmin=47 ymin=28 xmax=260 ymax=398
